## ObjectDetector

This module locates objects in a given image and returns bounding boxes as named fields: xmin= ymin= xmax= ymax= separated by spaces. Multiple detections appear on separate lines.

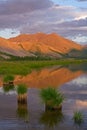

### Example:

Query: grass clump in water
xmin=73 ymin=111 xmax=83 ymax=125
xmin=17 ymin=84 xmax=27 ymax=95
xmin=16 ymin=84 xmax=28 ymax=104
xmin=40 ymin=87 xmax=64 ymax=110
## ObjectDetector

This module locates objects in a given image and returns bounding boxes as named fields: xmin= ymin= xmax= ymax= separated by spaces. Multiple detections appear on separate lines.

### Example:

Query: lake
xmin=0 ymin=63 xmax=87 ymax=130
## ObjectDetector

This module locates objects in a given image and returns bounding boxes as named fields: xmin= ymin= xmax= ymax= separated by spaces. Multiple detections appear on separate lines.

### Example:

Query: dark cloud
xmin=0 ymin=0 xmax=53 ymax=29
xmin=0 ymin=0 xmax=53 ymax=15
xmin=0 ymin=14 xmax=24 ymax=29
xmin=0 ymin=4 xmax=76 ymax=29
xmin=77 ymin=0 xmax=87 ymax=1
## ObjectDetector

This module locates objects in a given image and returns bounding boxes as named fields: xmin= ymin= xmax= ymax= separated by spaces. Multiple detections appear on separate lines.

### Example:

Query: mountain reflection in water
xmin=14 ymin=66 xmax=83 ymax=88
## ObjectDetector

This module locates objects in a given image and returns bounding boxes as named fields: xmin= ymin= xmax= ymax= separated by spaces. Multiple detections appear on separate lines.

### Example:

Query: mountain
xmin=0 ymin=33 xmax=83 ymax=59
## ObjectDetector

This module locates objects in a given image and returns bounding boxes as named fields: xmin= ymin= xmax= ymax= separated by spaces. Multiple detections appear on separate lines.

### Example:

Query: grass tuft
xmin=40 ymin=87 xmax=64 ymax=108
xmin=17 ymin=84 xmax=27 ymax=94
xmin=73 ymin=111 xmax=83 ymax=125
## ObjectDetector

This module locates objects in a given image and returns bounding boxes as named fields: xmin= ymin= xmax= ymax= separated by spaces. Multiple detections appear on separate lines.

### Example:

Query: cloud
xmin=0 ymin=0 xmax=53 ymax=15
xmin=0 ymin=0 xmax=53 ymax=29
xmin=20 ymin=5 xmax=80 ymax=33
xmin=52 ymin=17 xmax=87 ymax=44
xmin=59 ymin=17 xmax=87 ymax=27
xmin=68 ymin=35 xmax=87 ymax=44
xmin=0 ymin=4 xmax=77 ymax=29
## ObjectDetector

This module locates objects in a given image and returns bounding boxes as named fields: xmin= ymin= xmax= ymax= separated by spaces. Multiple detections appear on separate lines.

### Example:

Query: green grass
xmin=40 ymin=87 xmax=64 ymax=108
xmin=0 ymin=59 xmax=86 ymax=75
xmin=73 ymin=111 xmax=83 ymax=125
xmin=17 ymin=84 xmax=27 ymax=94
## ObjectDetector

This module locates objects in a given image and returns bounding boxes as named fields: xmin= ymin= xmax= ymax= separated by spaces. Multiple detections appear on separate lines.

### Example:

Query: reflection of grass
xmin=3 ymin=75 xmax=15 ymax=92
xmin=0 ymin=60 xmax=85 ymax=75
xmin=17 ymin=103 xmax=29 ymax=121
xmin=40 ymin=87 xmax=64 ymax=110
xmin=3 ymin=84 xmax=14 ymax=92
xmin=40 ymin=110 xmax=64 ymax=128
xmin=73 ymin=111 xmax=83 ymax=125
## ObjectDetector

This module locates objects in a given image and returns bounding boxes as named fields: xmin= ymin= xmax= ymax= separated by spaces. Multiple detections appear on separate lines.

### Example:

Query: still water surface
xmin=0 ymin=63 xmax=87 ymax=130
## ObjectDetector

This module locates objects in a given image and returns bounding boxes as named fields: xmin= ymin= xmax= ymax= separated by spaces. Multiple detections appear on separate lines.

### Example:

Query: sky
xmin=0 ymin=0 xmax=87 ymax=44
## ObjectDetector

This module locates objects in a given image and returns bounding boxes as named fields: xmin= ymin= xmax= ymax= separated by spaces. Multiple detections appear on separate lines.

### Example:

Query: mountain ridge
xmin=0 ymin=33 xmax=83 ymax=59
